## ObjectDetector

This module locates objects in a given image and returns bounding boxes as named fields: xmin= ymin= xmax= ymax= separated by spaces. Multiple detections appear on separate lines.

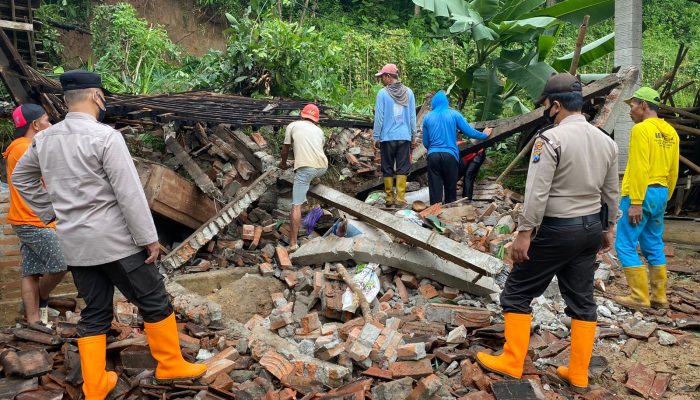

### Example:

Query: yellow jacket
xmin=621 ymin=117 xmax=679 ymax=205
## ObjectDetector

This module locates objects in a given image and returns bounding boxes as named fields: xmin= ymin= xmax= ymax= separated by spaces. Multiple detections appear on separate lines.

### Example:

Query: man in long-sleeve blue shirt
xmin=373 ymin=64 xmax=416 ymax=207
xmin=422 ymin=90 xmax=491 ymax=204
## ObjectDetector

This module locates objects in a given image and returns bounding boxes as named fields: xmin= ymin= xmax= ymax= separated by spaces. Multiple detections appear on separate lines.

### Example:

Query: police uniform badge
xmin=532 ymin=141 xmax=543 ymax=163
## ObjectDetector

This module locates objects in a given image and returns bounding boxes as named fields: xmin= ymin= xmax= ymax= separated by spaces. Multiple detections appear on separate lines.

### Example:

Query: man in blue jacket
xmin=422 ymin=91 xmax=492 ymax=204
xmin=373 ymin=64 xmax=417 ymax=207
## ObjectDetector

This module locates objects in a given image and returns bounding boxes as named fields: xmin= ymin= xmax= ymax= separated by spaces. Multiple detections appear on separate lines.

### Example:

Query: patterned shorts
xmin=12 ymin=225 xmax=67 ymax=277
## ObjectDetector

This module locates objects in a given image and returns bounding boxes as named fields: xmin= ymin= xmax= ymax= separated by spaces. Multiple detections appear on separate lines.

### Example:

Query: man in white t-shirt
xmin=279 ymin=104 xmax=328 ymax=250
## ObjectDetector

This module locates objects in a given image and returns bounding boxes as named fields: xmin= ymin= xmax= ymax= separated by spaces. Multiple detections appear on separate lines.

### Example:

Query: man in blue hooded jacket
xmin=422 ymin=91 xmax=492 ymax=204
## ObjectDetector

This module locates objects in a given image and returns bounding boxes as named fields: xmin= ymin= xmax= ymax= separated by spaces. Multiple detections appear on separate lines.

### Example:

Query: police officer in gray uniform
xmin=476 ymin=73 xmax=620 ymax=391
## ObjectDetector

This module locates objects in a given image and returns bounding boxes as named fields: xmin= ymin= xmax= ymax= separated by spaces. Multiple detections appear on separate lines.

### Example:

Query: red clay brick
xmin=458 ymin=391 xmax=495 ymax=400
xmin=418 ymin=284 xmax=438 ymax=299
xmin=394 ymin=277 xmax=409 ymax=303
xmin=242 ymin=224 xmax=255 ymax=241
xmin=276 ymin=246 xmax=293 ymax=269
xmin=389 ymin=359 xmax=433 ymax=379
xmin=0 ymin=237 xmax=19 ymax=246
xmin=625 ymin=362 xmax=656 ymax=398
xmin=407 ymin=374 xmax=442 ymax=400
xmin=362 ymin=366 xmax=393 ymax=380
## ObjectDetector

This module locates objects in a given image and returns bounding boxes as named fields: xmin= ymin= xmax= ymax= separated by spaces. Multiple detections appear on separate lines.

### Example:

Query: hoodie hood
xmin=2 ymin=137 xmax=28 ymax=160
xmin=646 ymin=117 xmax=677 ymax=140
xmin=431 ymin=90 xmax=449 ymax=112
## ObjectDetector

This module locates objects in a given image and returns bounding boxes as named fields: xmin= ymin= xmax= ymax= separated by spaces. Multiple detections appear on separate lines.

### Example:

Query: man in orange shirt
xmin=3 ymin=104 xmax=66 ymax=324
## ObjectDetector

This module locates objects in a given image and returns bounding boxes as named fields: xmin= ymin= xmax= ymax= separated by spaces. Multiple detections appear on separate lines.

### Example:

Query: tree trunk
xmin=300 ymin=0 xmax=310 ymax=26
xmin=414 ymin=4 xmax=421 ymax=16
xmin=546 ymin=0 xmax=556 ymax=6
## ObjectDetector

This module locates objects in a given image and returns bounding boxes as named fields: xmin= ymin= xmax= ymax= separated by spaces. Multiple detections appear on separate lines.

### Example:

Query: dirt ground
xmin=595 ymin=242 xmax=700 ymax=399
xmin=208 ymin=273 xmax=286 ymax=323
xmin=58 ymin=0 xmax=229 ymax=69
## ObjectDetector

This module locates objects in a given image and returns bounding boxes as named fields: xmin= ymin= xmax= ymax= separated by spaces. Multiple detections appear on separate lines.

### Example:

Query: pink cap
xmin=375 ymin=64 xmax=399 ymax=77
xmin=12 ymin=107 xmax=27 ymax=128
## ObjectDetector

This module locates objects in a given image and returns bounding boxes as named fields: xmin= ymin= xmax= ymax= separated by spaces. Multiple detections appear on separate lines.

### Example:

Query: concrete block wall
xmin=0 ymin=188 xmax=77 ymax=326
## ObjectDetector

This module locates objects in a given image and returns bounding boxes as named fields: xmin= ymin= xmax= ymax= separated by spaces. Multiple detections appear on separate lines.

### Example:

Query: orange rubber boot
xmin=557 ymin=319 xmax=597 ymax=389
xmin=144 ymin=313 xmax=207 ymax=383
xmin=476 ymin=313 xmax=532 ymax=379
xmin=77 ymin=335 xmax=118 ymax=400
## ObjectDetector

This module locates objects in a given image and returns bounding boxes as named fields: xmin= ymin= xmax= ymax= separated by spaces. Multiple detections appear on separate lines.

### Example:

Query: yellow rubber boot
xmin=77 ymin=335 xmax=118 ymax=400
xmin=557 ymin=319 xmax=597 ymax=389
xmin=383 ymin=177 xmax=394 ymax=206
xmin=395 ymin=175 xmax=408 ymax=207
xmin=649 ymin=265 xmax=669 ymax=309
xmin=144 ymin=313 xmax=207 ymax=383
xmin=476 ymin=313 xmax=532 ymax=379
xmin=614 ymin=266 xmax=651 ymax=309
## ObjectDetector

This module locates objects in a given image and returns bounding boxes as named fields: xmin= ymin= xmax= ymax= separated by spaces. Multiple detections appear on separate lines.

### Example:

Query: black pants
xmin=500 ymin=216 xmax=602 ymax=322
xmin=427 ymin=152 xmax=458 ymax=205
xmin=380 ymin=140 xmax=411 ymax=177
xmin=458 ymin=152 xmax=485 ymax=199
xmin=70 ymin=250 xmax=173 ymax=337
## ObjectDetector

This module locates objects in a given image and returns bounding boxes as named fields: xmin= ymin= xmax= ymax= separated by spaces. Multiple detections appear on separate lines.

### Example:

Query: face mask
xmin=544 ymin=102 xmax=559 ymax=125
xmin=95 ymin=93 xmax=107 ymax=122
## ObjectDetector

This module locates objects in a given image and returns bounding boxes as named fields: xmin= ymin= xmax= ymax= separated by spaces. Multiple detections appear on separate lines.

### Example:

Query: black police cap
xmin=59 ymin=69 xmax=112 ymax=94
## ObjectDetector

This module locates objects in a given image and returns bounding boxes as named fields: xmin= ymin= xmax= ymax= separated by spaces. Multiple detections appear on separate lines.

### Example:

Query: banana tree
xmin=413 ymin=0 xmax=614 ymax=121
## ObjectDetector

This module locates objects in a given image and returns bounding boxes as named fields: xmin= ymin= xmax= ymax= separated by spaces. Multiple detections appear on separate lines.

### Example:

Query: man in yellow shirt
xmin=3 ymin=104 xmax=67 ymax=325
xmin=615 ymin=87 xmax=679 ymax=309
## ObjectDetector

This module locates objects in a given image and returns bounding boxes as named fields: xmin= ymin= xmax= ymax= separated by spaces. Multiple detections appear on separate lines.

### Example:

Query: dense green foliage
xmin=90 ymin=4 xmax=190 ymax=94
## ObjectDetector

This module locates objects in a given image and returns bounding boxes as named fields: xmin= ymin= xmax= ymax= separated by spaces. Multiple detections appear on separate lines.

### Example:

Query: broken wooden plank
xmin=164 ymin=126 xmax=224 ymax=202
xmin=307 ymin=185 xmax=503 ymax=277
xmin=0 ymin=20 xmax=34 ymax=32
xmin=160 ymin=169 xmax=279 ymax=269
xmin=134 ymin=158 xmax=217 ymax=229
xmin=291 ymin=237 xmax=498 ymax=295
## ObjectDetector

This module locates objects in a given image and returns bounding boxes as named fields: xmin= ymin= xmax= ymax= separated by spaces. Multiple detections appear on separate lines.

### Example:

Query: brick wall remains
xmin=0 ymin=189 xmax=77 ymax=326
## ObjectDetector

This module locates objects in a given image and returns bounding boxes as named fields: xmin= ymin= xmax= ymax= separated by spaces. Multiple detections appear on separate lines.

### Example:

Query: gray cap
xmin=535 ymin=73 xmax=582 ymax=105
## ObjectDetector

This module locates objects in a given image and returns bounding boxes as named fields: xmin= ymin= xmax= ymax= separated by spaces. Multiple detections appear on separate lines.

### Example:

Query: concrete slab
xmin=306 ymin=185 xmax=504 ymax=278
xmin=172 ymin=267 xmax=258 ymax=296
xmin=290 ymin=237 xmax=499 ymax=296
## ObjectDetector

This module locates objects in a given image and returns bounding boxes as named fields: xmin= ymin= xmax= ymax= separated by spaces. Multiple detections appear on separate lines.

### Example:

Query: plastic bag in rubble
xmin=341 ymin=263 xmax=381 ymax=313
xmin=364 ymin=191 xmax=384 ymax=205
xmin=394 ymin=209 xmax=423 ymax=226
xmin=303 ymin=206 xmax=324 ymax=235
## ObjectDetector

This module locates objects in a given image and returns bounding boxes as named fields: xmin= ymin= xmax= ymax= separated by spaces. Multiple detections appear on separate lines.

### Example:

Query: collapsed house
xmin=1 ymin=27 xmax=700 ymax=400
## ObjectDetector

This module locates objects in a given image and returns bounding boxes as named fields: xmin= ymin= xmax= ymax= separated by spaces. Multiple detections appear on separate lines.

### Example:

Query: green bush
xmin=90 ymin=3 xmax=191 ymax=94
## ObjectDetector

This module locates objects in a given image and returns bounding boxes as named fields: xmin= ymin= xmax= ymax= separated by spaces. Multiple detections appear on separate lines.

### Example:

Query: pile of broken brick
xmin=0 ymin=120 xmax=698 ymax=400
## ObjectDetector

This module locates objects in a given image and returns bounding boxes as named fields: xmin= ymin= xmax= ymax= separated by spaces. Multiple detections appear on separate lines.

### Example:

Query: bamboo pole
xmin=659 ymin=103 xmax=700 ymax=124
xmin=496 ymin=134 xmax=538 ymax=184
xmin=569 ymin=15 xmax=590 ymax=75
xmin=335 ymin=263 xmax=373 ymax=322
xmin=669 ymin=122 xmax=700 ymax=137
xmin=680 ymin=155 xmax=700 ymax=174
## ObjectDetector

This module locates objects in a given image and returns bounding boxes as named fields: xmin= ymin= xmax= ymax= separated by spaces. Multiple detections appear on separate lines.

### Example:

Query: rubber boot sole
xmin=614 ymin=296 xmax=652 ymax=311
xmin=475 ymin=355 xmax=520 ymax=380
xmin=154 ymin=371 xmax=206 ymax=385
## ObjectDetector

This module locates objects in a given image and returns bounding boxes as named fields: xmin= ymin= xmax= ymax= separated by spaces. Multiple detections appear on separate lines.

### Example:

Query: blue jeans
xmin=292 ymin=167 xmax=327 ymax=205
xmin=615 ymin=187 xmax=668 ymax=268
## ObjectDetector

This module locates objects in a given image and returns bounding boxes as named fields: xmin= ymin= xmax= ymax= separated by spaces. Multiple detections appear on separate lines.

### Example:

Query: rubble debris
xmin=306 ymin=184 xmax=504 ymax=277
xmin=165 ymin=124 xmax=225 ymax=202
xmin=291 ymin=235 xmax=499 ymax=296
xmin=161 ymin=168 xmax=278 ymax=269
xmin=135 ymin=158 xmax=218 ymax=229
